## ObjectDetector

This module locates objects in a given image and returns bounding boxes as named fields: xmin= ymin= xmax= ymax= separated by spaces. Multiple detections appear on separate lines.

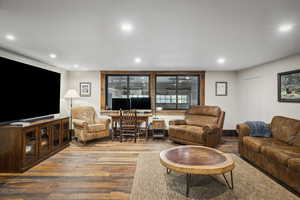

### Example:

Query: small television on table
xmin=0 ymin=56 xmax=61 ymax=125
xmin=130 ymin=98 xmax=151 ymax=110
xmin=111 ymin=97 xmax=151 ymax=110
xmin=112 ymin=98 xmax=131 ymax=110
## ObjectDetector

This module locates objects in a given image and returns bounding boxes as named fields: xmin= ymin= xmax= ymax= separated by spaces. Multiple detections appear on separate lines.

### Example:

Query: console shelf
xmin=0 ymin=117 xmax=69 ymax=172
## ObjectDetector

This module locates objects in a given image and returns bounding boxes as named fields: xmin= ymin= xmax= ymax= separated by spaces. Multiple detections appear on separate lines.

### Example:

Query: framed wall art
xmin=278 ymin=69 xmax=300 ymax=102
xmin=80 ymin=82 xmax=91 ymax=97
xmin=215 ymin=82 xmax=228 ymax=96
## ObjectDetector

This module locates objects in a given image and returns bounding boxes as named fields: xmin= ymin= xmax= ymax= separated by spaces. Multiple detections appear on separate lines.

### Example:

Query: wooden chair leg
xmin=136 ymin=129 xmax=139 ymax=140
xmin=146 ymin=128 xmax=149 ymax=140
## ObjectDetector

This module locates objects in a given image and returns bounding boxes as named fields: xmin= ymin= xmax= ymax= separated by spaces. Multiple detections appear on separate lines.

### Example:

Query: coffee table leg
xmin=166 ymin=168 xmax=171 ymax=174
xmin=186 ymin=173 xmax=191 ymax=197
xmin=222 ymin=171 xmax=233 ymax=190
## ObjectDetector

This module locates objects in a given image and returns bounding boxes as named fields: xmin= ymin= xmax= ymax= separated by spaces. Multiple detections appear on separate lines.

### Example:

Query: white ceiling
xmin=0 ymin=0 xmax=300 ymax=71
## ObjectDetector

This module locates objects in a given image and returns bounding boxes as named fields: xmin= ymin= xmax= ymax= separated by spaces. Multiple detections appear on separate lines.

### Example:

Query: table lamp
xmin=154 ymin=106 xmax=163 ymax=119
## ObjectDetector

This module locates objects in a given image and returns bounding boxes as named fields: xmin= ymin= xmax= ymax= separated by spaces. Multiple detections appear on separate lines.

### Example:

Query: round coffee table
xmin=160 ymin=145 xmax=235 ymax=197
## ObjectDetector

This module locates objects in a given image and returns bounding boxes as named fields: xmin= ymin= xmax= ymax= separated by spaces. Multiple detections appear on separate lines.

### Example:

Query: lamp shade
xmin=64 ymin=89 xmax=80 ymax=99
xmin=156 ymin=107 xmax=163 ymax=112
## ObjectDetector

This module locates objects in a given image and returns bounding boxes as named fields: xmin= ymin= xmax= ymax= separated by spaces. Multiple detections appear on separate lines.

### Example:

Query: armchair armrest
xmin=95 ymin=118 xmax=111 ymax=129
xmin=169 ymin=119 xmax=186 ymax=126
xmin=73 ymin=119 xmax=88 ymax=129
xmin=201 ymin=124 xmax=220 ymax=147
xmin=202 ymin=124 xmax=219 ymax=134
xmin=236 ymin=123 xmax=250 ymax=139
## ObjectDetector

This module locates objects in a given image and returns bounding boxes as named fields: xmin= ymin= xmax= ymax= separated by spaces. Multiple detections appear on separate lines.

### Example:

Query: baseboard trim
xmin=223 ymin=129 xmax=238 ymax=136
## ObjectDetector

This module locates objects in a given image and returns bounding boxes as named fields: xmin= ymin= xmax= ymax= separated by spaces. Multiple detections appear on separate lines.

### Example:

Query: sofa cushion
xmin=169 ymin=125 xmax=205 ymax=143
xmin=87 ymin=124 xmax=106 ymax=132
xmin=261 ymin=143 xmax=300 ymax=166
xmin=242 ymin=136 xmax=273 ymax=152
xmin=261 ymin=146 xmax=300 ymax=166
xmin=185 ymin=115 xmax=218 ymax=127
xmin=271 ymin=116 xmax=300 ymax=144
xmin=293 ymin=129 xmax=300 ymax=147
xmin=186 ymin=105 xmax=221 ymax=117
xmin=288 ymin=158 xmax=300 ymax=173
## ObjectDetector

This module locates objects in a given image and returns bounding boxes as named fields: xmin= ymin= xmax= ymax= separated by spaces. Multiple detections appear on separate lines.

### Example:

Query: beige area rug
xmin=130 ymin=153 xmax=299 ymax=200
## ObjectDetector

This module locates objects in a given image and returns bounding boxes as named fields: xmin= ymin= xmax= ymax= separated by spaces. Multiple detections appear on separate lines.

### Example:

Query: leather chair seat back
xmin=185 ymin=105 xmax=221 ymax=127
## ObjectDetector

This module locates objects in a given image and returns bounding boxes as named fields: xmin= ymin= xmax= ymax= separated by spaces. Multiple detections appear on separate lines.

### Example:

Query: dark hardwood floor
xmin=0 ymin=137 xmax=238 ymax=200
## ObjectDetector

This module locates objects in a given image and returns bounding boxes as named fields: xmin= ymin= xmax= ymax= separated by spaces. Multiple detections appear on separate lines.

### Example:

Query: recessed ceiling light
xmin=134 ymin=57 xmax=142 ymax=64
xmin=5 ymin=34 xmax=15 ymax=41
xmin=49 ymin=53 xmax=57 ymax=59
xmin=121 ymin=22 xmax=133 ymax=32
xmin=73 ymin=64 xmax=79 ymax=68
xmin=278 ymin=23 xmax=294 ymax=33
xmin=217 ymin=57 xmax=226 ymax=64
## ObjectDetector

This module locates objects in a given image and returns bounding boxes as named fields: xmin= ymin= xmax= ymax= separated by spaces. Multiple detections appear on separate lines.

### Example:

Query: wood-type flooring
xmin=0 ymin=137 xmax=238 ymax=200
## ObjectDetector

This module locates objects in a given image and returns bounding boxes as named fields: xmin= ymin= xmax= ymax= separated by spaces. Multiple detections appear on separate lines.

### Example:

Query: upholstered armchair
xmin=169 ymin=105 xmax=225 ymax=147
xmin=72 ymin=106 xmax=110 ymax=144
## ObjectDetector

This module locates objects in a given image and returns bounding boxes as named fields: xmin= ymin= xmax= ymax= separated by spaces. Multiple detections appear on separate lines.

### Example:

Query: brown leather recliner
xmin=237 ymin=116 xmax=300 ymax=193
xmin=168 ymin=105 xmax=225 ymax=147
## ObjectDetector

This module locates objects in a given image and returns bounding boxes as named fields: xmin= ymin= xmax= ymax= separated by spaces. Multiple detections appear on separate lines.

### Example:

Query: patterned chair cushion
xmin=87 ymin=124 xmax=106 ymax=132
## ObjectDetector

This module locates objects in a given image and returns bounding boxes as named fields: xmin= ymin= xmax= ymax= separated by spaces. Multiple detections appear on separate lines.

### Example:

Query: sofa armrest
xmin=236 ymin=123 xmax=250 ymax=139
xmin=73 ymin=119 xmax=88 ymax=129
xmin=169 ymin=119 xmax=186 ymax=126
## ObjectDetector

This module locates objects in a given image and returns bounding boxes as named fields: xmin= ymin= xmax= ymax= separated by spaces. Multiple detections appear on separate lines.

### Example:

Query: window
xmin=106 ymin=75 xmax=149 ymax=109
xmin=101 ymin=71 xmax=204 ymax=112
xmin=128 ymin=76 xmax=149 ymax=98
xmin=156 ymin=75 xmax=199 ymax=110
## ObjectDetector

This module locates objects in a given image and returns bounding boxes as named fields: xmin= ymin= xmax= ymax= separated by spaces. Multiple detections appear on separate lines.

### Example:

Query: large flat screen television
xmin=0 ymin=56 xmax=61 ymax=125
xmin=130 ymin=98 xmax=151 ymax=109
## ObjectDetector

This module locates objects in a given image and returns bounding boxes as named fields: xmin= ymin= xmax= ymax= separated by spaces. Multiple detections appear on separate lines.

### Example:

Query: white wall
xmin=67 ymin=71 xmax=100 ymax=113
xmin=67 ymin=54 xmax=300 ymax=129
xmin=237 ymin=54 xmax=300 ymax=124
xmin=205 ymin=71 xmax=238 ymax=129
xmin=0 ymin=48 xmax=69 ymax=116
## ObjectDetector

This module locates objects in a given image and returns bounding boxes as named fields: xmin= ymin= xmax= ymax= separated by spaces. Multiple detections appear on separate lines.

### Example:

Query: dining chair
xmin=119 ymin=110 xmax=138 ymax=143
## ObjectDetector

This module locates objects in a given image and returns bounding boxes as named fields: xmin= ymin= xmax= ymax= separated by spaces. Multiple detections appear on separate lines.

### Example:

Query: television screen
xmin=0 ymin=56 xmax=61 ymax=124
xmin=112 ymin=98 xmax=130 ymax=110
xmin=130 ymin=98 xmax=151 ymax=110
